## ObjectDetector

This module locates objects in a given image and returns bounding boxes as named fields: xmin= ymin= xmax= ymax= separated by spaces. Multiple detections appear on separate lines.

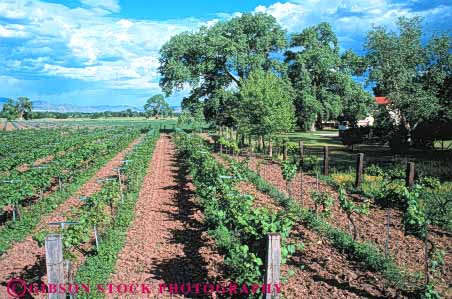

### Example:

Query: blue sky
xmin=0 ymin=0 xmax=451 ymax=108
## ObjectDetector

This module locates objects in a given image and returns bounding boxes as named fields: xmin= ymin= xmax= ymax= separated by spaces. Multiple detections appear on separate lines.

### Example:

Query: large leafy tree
xmin=17 ymin=97 xmax=32 ymax=120
xmin=365 ymin=17 xmax=451 ymax=145
xmin=203 ymin=89 xmax=239 ymax=128
xmin=1 ymin=99 xmax=19 ymax=121
xmin=159 ymin=13 xmax=287 ymax=125
xmin=144 ymin=94 xmax=171 ymax=118
xmin=286 ymin=22 xmax=373 ymax=130
xmin=238 ymin=70 xmax=295 ymax=136
xmin=423 ymin=33 xmax=452 ymax=122
xmin=1 ymin=97 xmax=33 ymax=121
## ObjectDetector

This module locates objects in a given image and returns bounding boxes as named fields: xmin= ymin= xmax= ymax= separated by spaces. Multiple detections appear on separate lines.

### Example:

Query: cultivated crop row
xmin=211 ymin=132 xmax=451 ymax=298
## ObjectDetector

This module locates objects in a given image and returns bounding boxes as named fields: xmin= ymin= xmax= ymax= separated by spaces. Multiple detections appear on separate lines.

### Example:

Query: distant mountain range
xmin=0 ymin=98 xmax=181 ymax=113
xmin=31 ymin=100 xmax=145 ymax=113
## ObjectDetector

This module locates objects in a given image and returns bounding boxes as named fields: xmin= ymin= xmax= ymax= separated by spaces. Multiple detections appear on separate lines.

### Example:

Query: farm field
xmin=1 ymin=1 xmax=451 ymax=298
xmin=0 ymin=122 xmax=450 ymax=299
xmin=1 ymin=118 xmax=177 ymax=131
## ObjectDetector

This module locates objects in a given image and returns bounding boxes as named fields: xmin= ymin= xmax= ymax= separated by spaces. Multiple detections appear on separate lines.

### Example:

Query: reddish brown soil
xmin=111 ymin=135 xmax=223 ymax=298
xmin=0 ymin=137 xmax=141 ymax=298
xmin=3 ymin=122 xmax=14 ymax=131
xmin=213 ymin=153 xmax=405 ymax=299
xmin=236 ymin=155 xmax=452 ymax=297
xmin=16 ymin=155 xmax=55 ymax=173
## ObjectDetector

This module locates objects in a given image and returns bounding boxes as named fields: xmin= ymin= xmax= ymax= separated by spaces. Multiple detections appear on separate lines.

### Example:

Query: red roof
xmin=375 ymin=96 xmax=390 ymax=105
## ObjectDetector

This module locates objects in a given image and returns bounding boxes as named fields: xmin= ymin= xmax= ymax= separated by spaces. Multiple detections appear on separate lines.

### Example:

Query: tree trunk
xmin=258 ymin=135 xmax=263 ymax=152
xmin=309 ymin=121 xmax=316 ymax=132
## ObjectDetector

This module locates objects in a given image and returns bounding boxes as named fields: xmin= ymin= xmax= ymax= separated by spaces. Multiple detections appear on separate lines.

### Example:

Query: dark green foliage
xmin=175 ymin=132 xmax=295 ymax=286
xmin=74 ymin=130 xmax=159 ymax=299
xmin=223 ymin=155 xmax=406 ymax=288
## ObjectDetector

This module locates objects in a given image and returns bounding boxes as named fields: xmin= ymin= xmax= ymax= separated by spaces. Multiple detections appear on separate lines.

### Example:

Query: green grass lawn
xmin=271 ymin=130 xmax=452 ymax=181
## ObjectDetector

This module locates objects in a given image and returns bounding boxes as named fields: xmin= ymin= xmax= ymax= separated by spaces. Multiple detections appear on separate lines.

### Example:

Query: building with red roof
xmin=375 ymin=96 xmax=391 ymax=105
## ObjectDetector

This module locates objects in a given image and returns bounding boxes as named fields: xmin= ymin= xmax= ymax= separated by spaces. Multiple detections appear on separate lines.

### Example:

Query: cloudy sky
xmin=0 ymin=0 xmax=451 ymax=107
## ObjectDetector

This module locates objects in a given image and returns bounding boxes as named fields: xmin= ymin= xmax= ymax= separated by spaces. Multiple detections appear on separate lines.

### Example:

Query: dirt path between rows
xmin=0 ymin=137 xmax=142 ymax=298
xmin=111 ymin=135 xmax=223 ymax=298
xmin=212 ymin=152 xmax=405 ymax=299
xmin=236 ymin=155 xmax=451 ymax=297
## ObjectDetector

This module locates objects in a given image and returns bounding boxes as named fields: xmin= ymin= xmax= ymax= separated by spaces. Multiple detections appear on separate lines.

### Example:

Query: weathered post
xmin=406 ymin=162 xmax=415 ymax=188
xmin=117 ymin=167 xmax=124 ymax=204
xmin=58 ymin=176 xmax=62 ymax=191
xmin=299 ymin=141 xmax=304 ymax=162
xmin=269 ymin=139 xmax=273 ymax=159
xmin=300 ymin=170 xmax=304 ymax=205
xmin=355 ymin=153 xmax=364 ymax=188
xmin=323 ymin=146 xmax=329 ymax=176
xmin=45 ymin=234 xmax=65 ymax=299
xmin=264 ymin=233 xmax=281 ymax=299
xmin=93 ymin=225 xmax=99 ymax=251
xmin=283 ymin=141 xmax=288 ymax=161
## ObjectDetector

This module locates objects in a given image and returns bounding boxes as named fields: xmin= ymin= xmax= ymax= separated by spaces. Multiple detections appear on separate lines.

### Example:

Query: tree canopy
xmin=285 ymin=22 xmax=374 ymax=130
xmin=238 ymin=70 xmax=295 ymax=136
xmin=1 ymin=97 xmax=33 ymax=121
xmin=159 ymin=13 xmax=287 ymax=126
xmin=144 ymin=94 xmax=171 ymax=118
xmin=365 ymin=17 xmax=452 ymax=146
xmin=159 ymin=13 xmax=450 ymax=142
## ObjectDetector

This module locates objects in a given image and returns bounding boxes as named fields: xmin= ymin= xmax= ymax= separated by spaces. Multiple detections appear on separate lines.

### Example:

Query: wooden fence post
xmin=264 ymin=233 xmax=281 ymax=299
xmin=283 ymin=142 xmax=288 ymax=161
xmin=355 ymin=153 xmax=364 ymax=188
xmin=269 ymin=139 xmax=273 ymax=159
xmin=323 ymin=146 xmax=329 ymax=176
xmin=299 ymin=141 xmax=304 ymax=162
xmin=300 ymin=170 xmax=304 ymax=205
xmin=45 ymin=234 xmax=65 ymax=299
xmin=406 ymin=162 xmax=415 ymax=188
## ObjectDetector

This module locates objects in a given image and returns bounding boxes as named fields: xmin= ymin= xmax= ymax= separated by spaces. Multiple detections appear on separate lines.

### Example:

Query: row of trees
xmin=1 ymin=107 xmax=176 ymax=120
xmin=159 ymin=13 xmax=451 ymax=147
xmin=159 ymin=13 xmax=374 ymax=137
xmin=1 ymin=96 xmax=176 ymax=121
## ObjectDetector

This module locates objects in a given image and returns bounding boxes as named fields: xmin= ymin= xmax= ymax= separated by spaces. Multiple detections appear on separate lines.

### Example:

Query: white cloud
xmin=0 ymin=0 xmax=451 ymax=106
xmin=0 ymin=24 xmax=28 ymax=38
xmin=80 ymin=0 xmax=120 ymax=13
xmin=0 ymin=0 xmax=207 ymax=93
xmin=253 ymin=0 xmax=452 ymax=50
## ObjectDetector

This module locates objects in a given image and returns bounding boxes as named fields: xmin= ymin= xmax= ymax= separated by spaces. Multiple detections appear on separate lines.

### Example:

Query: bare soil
xmin=111 ymin=135 xmax=224 ymax=298
xmin=0 ymin=137 xmax=141 ymax=298
xmin=237 ymin=155 xmax=452 ymax=297
xmin=213 ymin=153 xmax=407 ymax=299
